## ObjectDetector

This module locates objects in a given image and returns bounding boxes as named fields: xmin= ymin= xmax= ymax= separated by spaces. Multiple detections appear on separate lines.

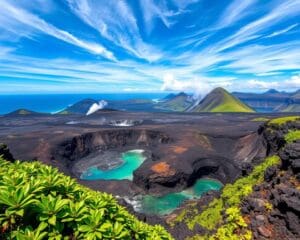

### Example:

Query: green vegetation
xmin=268 ymin=116 xmax=300 ymax=126
xmin=209 ymin=90 xmax=254 ymax=113
xmin=171 ymin=155 xmax=281 ymax=240
xmin=251 ymin=117 xmax=269 ymax=122
xmin=285 ymin=130 xmax=300 ymax=143
xmin=0 ymin=157 xmax=172 ymax=240
xmin=264 ymin=202 xmax=273 ymax=212
xmin=156 ymin=95 xmax=190 ymax=112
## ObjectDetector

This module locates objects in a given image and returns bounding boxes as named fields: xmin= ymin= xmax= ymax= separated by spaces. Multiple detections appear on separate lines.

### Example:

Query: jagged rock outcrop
xmin=0 ymin=143 xmax=14 ymax=162
xmin=262 ymin=120 xmax=300 ymax=154
xmin=280 ymin=142 xmax=300 ymax=173
xmin=55 ymin=129 xmax=171 ymax=161
xmin=133 ymin=155 xmax=236 ymax=193
xmin=241 ymin=121 xmax=300 ymax=240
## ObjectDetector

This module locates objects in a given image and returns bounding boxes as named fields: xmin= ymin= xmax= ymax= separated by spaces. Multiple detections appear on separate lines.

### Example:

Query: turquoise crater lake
xmin=135 ymin=179 xmax=223 ymax=215
xmin=80 ymin=149 xmax=146 ymax=180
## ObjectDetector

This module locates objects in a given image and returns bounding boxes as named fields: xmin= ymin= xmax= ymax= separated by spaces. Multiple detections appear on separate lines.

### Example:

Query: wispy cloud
xmin=215 ymin=0 xmax=257 ymax=29
xmin=140 ymin=0 xmax=198 ymax=34
xmin=0 ymin=0 xmax=299 ymax=93
xmin=0 ymin=0 xmax=115 ymax=60
xmin=67 ymin=0 xmax=162 ymax=61
xmin=140 ymin=0 xmax=176 ymax=32
xmin=213 ymin=0 xmax=300 ymax=52
xmin=264 ymin=23 xmax=299 ymax=38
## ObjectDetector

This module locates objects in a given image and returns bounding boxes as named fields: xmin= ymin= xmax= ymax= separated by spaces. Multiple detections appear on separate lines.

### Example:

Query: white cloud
xmin=216 ymin=0 xmax=257 ymax=28
xmin=247 ymin=75 xmax=300 ymax=90
xmin=140 ymin=0 xmax=175 ymax=32
xmin=161 ymin=73 xmax=235 ymax=98
xmin=264 ymin=23 xmax=298 ymax=38
xmin=0 ymin=1 xmax=115 ymax=60
xmin=220 ymin=41 xmax=300 ymax=75
xmin=140 ymin=0 xmax=198 ymax=34
xmin=68 ymin=0 xmax=162 ymax=61
xmin=212 ymin=0 xmax=300 ymax=53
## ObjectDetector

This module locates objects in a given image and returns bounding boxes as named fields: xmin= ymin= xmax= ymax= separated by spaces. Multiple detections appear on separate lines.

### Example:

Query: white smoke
xmin=86 ymin=100 xmax=108 ymax=116
xmin=161 ymin=73 xmax=213 ymax=100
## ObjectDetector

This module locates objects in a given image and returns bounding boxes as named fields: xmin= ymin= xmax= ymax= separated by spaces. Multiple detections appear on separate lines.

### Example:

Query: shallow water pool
xmin=80 ymin=149 xmax=146 ymax=180
xmin=136 ymin=179 xmax=222 ymax=215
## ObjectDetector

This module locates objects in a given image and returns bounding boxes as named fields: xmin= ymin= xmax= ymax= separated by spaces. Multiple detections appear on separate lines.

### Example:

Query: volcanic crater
xmin=0 ymin=111 xmax=277 ymax=203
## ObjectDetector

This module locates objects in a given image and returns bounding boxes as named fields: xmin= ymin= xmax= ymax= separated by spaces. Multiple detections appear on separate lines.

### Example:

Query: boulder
xmin=264 ymin=166 xmax=277 ymax=182
xmin=286 ymin=211 xmax=300 ymax=234
xmin=0 ymin=143 xmax=14 ymax=162
xmin=247 ymin=198 xmax=266 ymax=212
xmin=258 ymin=226 xmax=272 ymax=238
xmin=279 ymin=142 xmax=300 ymax=172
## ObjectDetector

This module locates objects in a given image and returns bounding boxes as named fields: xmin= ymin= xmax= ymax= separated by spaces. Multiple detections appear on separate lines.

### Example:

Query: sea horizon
xmin=0 ymin=92 xmax=169 ymax=114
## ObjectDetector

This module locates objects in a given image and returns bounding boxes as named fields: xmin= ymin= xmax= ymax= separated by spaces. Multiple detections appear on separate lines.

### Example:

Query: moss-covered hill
xmin=0 ymin=157 xmax=172 ymax=240
xmin=191 ymin=87 xmax=255 ymax=113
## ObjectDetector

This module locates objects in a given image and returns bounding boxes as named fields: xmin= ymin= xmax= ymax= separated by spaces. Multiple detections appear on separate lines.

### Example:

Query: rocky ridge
xmin=241 ymin=119 xmax=300 ymax=239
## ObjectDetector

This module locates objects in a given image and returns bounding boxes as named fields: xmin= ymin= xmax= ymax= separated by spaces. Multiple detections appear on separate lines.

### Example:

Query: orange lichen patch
xmin=151 ymin=161 xmax=171 ymax=173
xmin=259 ymin=189 xmax=268 ymax=199
xmin=243 ymin=215 xmax=251 ymax=225
xmin=165 ymin=214 xmax=178 ymax=224
xmin=172 ymin=146 xmax=188 ymax=154
xmin=289 ymin=176 xmax=300 ymax=189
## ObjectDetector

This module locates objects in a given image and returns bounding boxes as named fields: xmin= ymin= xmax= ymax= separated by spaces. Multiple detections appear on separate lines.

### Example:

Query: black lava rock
xmin=264 ymin=166 xmax=277 ymax=182
xmin=0 ymin=143 xmax=15 ymax=162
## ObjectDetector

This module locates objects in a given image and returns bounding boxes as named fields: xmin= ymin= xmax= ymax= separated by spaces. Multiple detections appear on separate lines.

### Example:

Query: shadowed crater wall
xmin=54 ymin=129 xmax=171 ymax=162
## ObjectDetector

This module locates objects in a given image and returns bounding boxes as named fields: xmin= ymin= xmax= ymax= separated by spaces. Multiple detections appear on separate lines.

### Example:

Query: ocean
xmin=0 ymin=93 xmax=168 ymax=115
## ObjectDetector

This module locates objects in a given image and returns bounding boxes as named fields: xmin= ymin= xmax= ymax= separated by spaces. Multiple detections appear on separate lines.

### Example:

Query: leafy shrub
xmin=284 ymin=130 xmax=300 ymax=143
xmin=187 ymin=199 xmax=223 ymax=230
xmin=264 ymin=202 xmax=273 ymax=212
xmin=0 ymin=157 xmax=172 ymax=240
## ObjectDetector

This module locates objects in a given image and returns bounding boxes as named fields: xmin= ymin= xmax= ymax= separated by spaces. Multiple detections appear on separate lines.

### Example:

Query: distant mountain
xmin=59 ymin=99 xmax=100 ymax=115
xmin=5 ymin=109 xmax=45 ymax=117
xmin=265 ymin=89 xmax=280 ymax=94
xmin=190 ymin=87 xmax=254 ymax=113
xmin=292 ymin=90 xmax=300 ymax=99
xmin=162 ymin=93 xmax=177 ymax=101
xmin=107 ymin=99 xmax=156 ymax=112
xmin=233 ymin=89 xmax=300 ymax=112
xmin=155 ymin=92 xmax=195 ymax=112
xmin=279 ymin=104 xmax=300 ymax=112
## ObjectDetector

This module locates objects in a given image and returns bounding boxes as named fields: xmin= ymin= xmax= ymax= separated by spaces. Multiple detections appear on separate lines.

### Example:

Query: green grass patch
xmin=0 ymin=157 xmax=172 ymax=240
xmin=251 ymin=117 xmax=269 ymax=122
xmin=268 ymin=116 xmax=300 ymax=126
xmin=285 ymin=130 xmax=300 ymax=143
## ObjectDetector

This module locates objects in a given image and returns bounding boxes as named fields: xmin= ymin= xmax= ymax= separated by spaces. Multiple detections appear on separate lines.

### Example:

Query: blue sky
xmin=0 ymin=0 xmax=299 ymax=95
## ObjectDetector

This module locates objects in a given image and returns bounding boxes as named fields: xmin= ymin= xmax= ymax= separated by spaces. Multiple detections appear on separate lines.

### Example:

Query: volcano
xmin=190 ymin=87 xmax=255 ymax=112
